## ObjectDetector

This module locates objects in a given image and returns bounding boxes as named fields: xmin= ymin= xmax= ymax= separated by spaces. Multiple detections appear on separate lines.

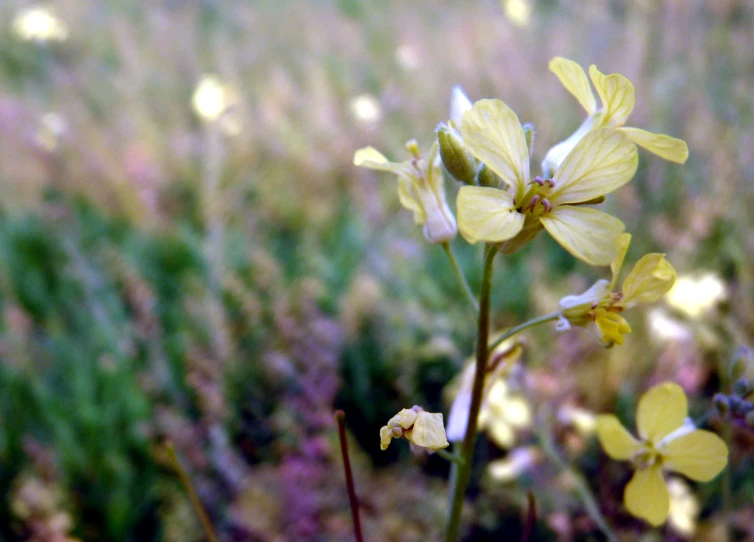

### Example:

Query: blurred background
xmin=0 ymin=0 xmax=753 ymax=540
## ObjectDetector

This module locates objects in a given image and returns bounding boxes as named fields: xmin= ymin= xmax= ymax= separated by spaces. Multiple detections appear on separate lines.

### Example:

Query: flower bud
xmin=477 ymin=163 xmax=502 ymax=188
xmin=713 ymin=393 xmax=730 ymax=417
xmin=733 ymin=378 xmax=750 ymax=397
xmin=437 ymin=125 xmax=477 ymax=185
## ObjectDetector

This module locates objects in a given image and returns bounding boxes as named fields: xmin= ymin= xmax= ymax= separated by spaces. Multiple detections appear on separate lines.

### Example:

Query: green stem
xmin=445 ymin=245 xmax=496 ymax=542
xmin=537 ymin=422 xmax=617 ymax=542
xmin=436 ymin=448 xmax=465 ymax=466
xmin=442 ymin=242 xmax=479 ymax=314
xmin=487 ymin=312 xmax=561 ymax=354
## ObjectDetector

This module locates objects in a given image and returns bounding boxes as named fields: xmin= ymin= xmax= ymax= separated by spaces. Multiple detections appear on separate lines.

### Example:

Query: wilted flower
xmin=456 ymin=98 xmax=637 ymax=265
xmin=557 ymin=233 xmax=676 ymax=346
xmin=596 ymin=383 xmax=727 ymax=526
xmin=380 ymin=406 xmax=449 ymax=451
xmin=542 ymin=57 xmax=689 ymax=175
xmin=354 ymin=140 xmax=457 ymax=243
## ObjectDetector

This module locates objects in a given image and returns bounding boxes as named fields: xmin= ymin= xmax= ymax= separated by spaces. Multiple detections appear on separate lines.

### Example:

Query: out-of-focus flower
xmin=502 ymin=0 xmax=532 ymax=27
xmin=557 ymin=233 xmax=676 ymax=346
xmin=557 ymin=405 xmax=597 ymax=435
xmin=12 ymin=6 xmax=69 ymax=43
xmin=457 ymin=98 xmax=637 ymax=265
xmin=487 ymin=446 xmax=541 ymax=482
xmin=379 ymin=406 xmax=449 ymax=451
xmin=646 ymin=307 xmax=693 ymax=342
xmin=446 ymin=339 xmax=528 ymax=447
xmin=192 ymin=75 xmax=242 ymax=134
xmin=543 ymin=57 xmax=689 ymax=175
xmin=596 ymin=382 xmax=727 ymax=526
xmin=354 ymin=140 xmax=457 ymax=243
xmin=395 ymin=45 xmax=420 ymax=71
xmin=667 ymin=477 xmax=700 ymax=537
xmin=35 ymin=113 xmax=67 ymax=152
xmin=349 ymin=94 xmax=382 ymax=123
xmin=665 ymin=272 xmax=727 ymax=318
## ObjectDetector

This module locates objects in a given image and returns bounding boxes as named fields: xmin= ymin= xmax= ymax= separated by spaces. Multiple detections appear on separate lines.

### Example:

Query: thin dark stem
xmin=165 ymin=442 xmax=220 ymax=542
xmin=445 ymin=245 xmax=496 ymax=542
xmin=335 ymin=410 xmax=364 ymax=542
xmin=520 ymin=491 xmax=537 ymax=542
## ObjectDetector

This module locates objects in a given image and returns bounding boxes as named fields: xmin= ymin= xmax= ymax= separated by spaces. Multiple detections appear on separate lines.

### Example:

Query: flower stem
xmin=537 ymin=420 xmax=617 ymax=542
xmin=436 ymin=448 xmax=465 ymax=466
xmin=445 ymin=245 xmax=496 ymax=542
xmin=165 ymin=442 xmax=220 ymax=542
xmin=335 ymin=410 xmax=364 ymax=542
xmin=442 ymin=242 xmax=479 ymax=314
xmin=487 ymin=312 xmax=561 ymax=354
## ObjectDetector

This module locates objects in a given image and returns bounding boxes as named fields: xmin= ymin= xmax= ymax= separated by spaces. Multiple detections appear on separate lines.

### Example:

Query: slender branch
xmin=335 ymin=410 xmax=364 ymax=542
xmin=520 ymin=491 xmax=537 ymax=542
xmin=442 ymin=242 xmax=479 ymax=313
xmin=436 ymin=448 xmax=465 ymax=466
xmin=165 ymin=442 xmax=220 ymax=542
xmin=445 ymin=245 xmax=497 ymax=542
xmin=536 ymin=424 xmax=617 ymax=542
xmin=487 ymin=312 xmax=561 ymax=354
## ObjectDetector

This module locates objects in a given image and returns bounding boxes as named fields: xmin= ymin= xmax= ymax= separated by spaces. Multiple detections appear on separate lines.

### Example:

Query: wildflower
xmin=666 ymin=477 xmax=700 ymax=537
xmin=354 ymin=140 xmax=458 ymax=243
xmin=665 ymin=272 xmax=727 ymax=318
xmin=379 ymin=406 xmax=449 ymax=451
xmin=446 ymin=339 xmax=528 ymax=447
xmin=557 ymin=233 xmax=676 ymax=346
xmin=596 ymin=382 xmax=728 ymax=526
xmin=542 ymin=57 xmax=689 ymax=175
xmin=457 ymin=98 xmax=637 ymax=265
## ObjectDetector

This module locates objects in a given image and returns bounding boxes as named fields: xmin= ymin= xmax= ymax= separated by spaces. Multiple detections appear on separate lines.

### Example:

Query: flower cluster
xmin=379 ymin=406 xmax=449 ymax=451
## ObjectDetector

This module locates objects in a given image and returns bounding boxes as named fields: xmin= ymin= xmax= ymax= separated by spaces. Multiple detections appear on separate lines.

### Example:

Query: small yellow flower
xmin=596 ymin=383 xmax=728 ymax=526
xmin=456 ymin=99 xmax=638 ymax=266
xmin=557 ymin=233 xmax=676 ymax=346
xmin=379 ymin=406 xmax=449 ymax=451
xmin=354 ymin=141 xmax=457 ymax=243
xmin=543 ymin=57 xmax=689 ymax=175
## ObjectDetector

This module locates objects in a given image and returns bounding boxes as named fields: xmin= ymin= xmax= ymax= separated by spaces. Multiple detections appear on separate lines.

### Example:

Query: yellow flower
xmin=557 ymin=233 xmax=677 ymax=346
xmin=379 ymin=406 xmax=449 ymax=451
xmin=446 ymin=339 xmax=528 ymax=448
xmin=354 ymin=140 xmax=457 ymax=243
xmin=457 ymin=98 xmax=638 ymax=265
xmin=596 ymin=383 xmax=728 ymax=526
xmin=542 ymin=57 xmax=689 ymax=175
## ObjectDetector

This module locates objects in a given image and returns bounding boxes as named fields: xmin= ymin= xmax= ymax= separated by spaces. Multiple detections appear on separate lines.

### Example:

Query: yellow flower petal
xmin=460 ymin=99 xmax=529 ymax=198
xmin=549 ymin=57 xmax=597 ymax=115
xmin=594 ymin=309 xmax=631 ymax=345
xmin=621 ymin=254 xmax=677 ymax=307
xmin=456 ymin=186 xmax=524 ymax=244
xmin=661 ymin=430 xmax=728 ymax=482
xmin=407 ymin=412 xmax=449 ymax=450
xmin=621 ymin=127 xmax=689 ymax=164
xmin=624 ymin=466 xmax=670 ymax=526
xmin=636 ymin=382 xmax=687 ymax=443
xmin=354 ymin=146 xmax=390 ymax=167
xmin=610 ymin=233 xmax=632 ymax=291
xmin=589 ymin=65 xmax=635 ymax=127
xmin=596 ymin=414 xmax=641 ymax=459
xmin=550 ymin=128 xmax=638 ymax=205
xmin=396 ymin=177 xmax=426 ymax=224
xmin=540 ymin=206 xmax=625 ymax=266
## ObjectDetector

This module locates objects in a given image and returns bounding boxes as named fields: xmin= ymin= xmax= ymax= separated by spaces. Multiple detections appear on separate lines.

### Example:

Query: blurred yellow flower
xmin=557 ymin=233 xmax=676 ymax=346
xmin=446 ymin=339 xmax=528 ymax=448
xmin=487 ymin=446 xmax=541 ymax=482
xmin=354 ymin=140 xmax=457 ymax=243
xmin=502 ymin=0 xmax=532 ymax=27
xmin=543 ymin=57 xmax=689 ymax=175
xmin=666 ymin=477 xmax=700 ymax=537
xmin=596 ymin=383 xmax=728 ymax=526
xmin=665 ymin=272 xmax=727 ymax=318
xmin=349 ymin=94 xmax=382 ymax=123
xmin=12 ymin=6 xmax=69 ymax=43
xmin=379 ymin=406 xmax=449 ymax=451
xmin=457 ymin=99 xmax=637 ymax=265
xmin=192 ymin=75 xmax=242 ymax=134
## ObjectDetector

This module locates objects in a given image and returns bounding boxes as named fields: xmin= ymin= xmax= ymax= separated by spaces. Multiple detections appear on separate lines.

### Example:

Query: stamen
xmin=527 ymin=195 xmax=541 ymax=212
xmin=541 ymin=199 xmax=552 ymax=213
xmin=532 ymin=176 xmax=545 ymax=186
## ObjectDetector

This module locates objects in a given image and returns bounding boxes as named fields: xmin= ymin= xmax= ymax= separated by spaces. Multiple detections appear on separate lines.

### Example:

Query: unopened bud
xmin=477 ymin=163 xmax=502 ymax=188
xmin=713 ymin=393 xmax=730 ymax=417
xmin=437 ymin=125 xmax=476 ymax=184
xmin=729 ymin=346 xmax=754 ymax=383
xmin=523 ymin=123 xmax=535 ymax=156
xmin=733 ymin=377 xmax=750 ymax=396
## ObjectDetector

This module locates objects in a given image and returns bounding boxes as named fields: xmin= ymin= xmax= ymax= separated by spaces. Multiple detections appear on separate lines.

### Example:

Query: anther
xmin=541 ymin=199 xmax=552 ymax=213
xmin=532 ymin=176 xmax=545 ymax=186
xmin=527 ymin=195 xmax=541 ymax=212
